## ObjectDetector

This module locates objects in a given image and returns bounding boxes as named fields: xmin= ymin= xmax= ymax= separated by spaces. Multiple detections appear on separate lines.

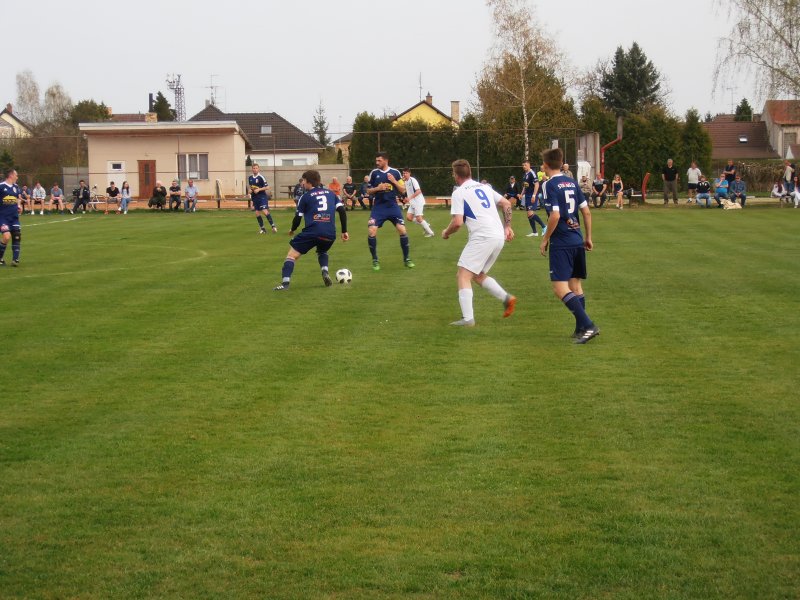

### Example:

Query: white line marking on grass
xmin=23 ymin=217 xmax=81 ymax=226
xmin=13 ymin=248 xmax=210 ymax=279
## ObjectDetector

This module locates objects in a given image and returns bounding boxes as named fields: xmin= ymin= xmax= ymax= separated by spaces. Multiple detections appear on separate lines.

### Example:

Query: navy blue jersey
xmin=522 ymin=170 xmax=538 ymax=199
xmin=542 ymin=174 xmax=587 ymax=249
xmin=369 ymin=167 xmax=403 ymax=207
xmin=248 ymin=174 xmax=268 ymax=200
xmin=0 ymin=181 xmax=21 ymax=219
xmin=296 ymin=187 xmax=343 ymax=239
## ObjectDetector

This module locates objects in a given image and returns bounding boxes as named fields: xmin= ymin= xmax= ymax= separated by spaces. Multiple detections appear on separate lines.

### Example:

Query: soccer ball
xmin=335 ymin=268 xmax=353 ymax=284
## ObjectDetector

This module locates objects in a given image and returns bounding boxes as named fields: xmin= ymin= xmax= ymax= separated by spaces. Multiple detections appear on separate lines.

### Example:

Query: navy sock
xmin=12 ymin=242 xmax=20 ymax=261
xmin=578 ymin=294 xmax=585 ymax=310
xmin=0 ymin=242 xmax=6 ymax=259
xmin=266 ymin=213 xmax=275 ymax=227
xmin=534 ymin=213 xmax=545 ymax=228
xmin=318 ymin=252 xmax=329 ymax=271
xmin=257 ymin=215 xmax=264 ymax=228
xmin=400 ymin=234 xmax=410 ymax=260
xmin=528 ymin=214 xmax=538 ymax=233
xmin=562 ymin=292 xmax=593 ymax=330
xmin=368 ymin=236 xmax=378 ymax=261
xmin=281 ymin=258 xmax=296 ymax=283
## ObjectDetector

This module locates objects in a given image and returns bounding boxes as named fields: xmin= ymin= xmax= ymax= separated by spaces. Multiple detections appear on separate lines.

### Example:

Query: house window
xmin=177 ymin=153 xmax=209 ymax=180
xmin=260 ymin=125 xmax=272 ymax=134
xmin=738 ymin=136 xmax=748 ymax=143
xmin=282 ymin=158 xmax=307 ymax=166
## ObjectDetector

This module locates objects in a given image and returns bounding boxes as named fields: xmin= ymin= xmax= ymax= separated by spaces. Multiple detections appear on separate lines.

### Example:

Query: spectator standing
xmin=686 ymin=161 xmax=702 ymax=204
xmin=562 ymin=163 xmax=574 ymax=179
xmin=522 ymin=160 xmax=546 ymax=237
xmin=728 ymin=174 xmax=747 ymax=207
xmin=782 ymin=160 xmax=796 ymax=195
xmin=119 ymin=181 xmax=132 ymax=214
xmin=504 ymin=175 xmax=521 ymax=209
xmin=31 ymin=182 xmax=46 ymax=215
xmin=723 ymin=160 xmax=737 ymax=184
xmin=49 ymin=183 xmax=64 ymax=214
xmin=791 ymin=175 xmax=800 ymax=208
xmin=184 ymin=178 xmax=198 ymax=212
xmin=713 ymin=173 xmax=729 ymax=207
xmin=590 ymin=175 xmax=607 ymax=208
xmin=662 ymin=159 xmax=679 ymax=205
xmin=696 ymin=175 xmax=712 ymax=208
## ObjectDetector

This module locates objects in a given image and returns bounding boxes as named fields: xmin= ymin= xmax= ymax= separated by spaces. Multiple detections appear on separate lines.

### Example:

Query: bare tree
xmin=15 ymin=70 xmax=42 ymax=125
xmin=715 ymin=0 xmax=800 ymax=101
xmin=42 ymin=83 xmax=72 ymax=125
xmin=478 ymin=0 xmax=571 ymax=160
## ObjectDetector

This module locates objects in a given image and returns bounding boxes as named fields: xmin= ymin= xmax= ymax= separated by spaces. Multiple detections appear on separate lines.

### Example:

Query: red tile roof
xmin=702 ymin=120 xmax=779 ymax=159
xmin=110 ymin=113 xmax=147 ymax=122
xmin=763 ymin=100 xmax=800 ymax=125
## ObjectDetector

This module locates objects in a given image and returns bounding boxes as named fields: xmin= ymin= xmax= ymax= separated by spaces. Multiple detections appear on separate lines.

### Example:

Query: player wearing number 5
xmin=538 ymin=148 xmax=599 ymax=344
xmin=442 ymin=159 xmax=516 ymax=327
xmin=366 ymin=152 xmax=414 ymax=271
xmin=273 ymin=169 xmax=348 ymax=291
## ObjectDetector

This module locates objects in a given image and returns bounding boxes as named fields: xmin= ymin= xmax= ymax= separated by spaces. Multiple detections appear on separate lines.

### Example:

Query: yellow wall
xmin=86 ymin=132 xmax=246 ymax=198
xmin=0 ymin=113 xmax=32 ymax=138
xmin=394 ymin=104 xmax=453 ymax=127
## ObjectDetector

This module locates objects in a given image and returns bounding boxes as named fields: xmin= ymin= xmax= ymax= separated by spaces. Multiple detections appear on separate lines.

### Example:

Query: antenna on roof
xmin=166 ymin=74 xmax=186 ymax=121
xmin=419 ymin=73 xmax=423 ymax=102
xmin=206 ymin=74 xmax=220 ymax=107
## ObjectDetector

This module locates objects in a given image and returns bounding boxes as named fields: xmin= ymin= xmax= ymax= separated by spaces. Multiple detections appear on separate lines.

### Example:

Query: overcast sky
xmin=14 ymin=0 xmax=751 ymax=136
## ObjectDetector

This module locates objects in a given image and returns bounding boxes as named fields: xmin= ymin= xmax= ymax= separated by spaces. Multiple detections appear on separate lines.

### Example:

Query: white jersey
xmin=405 ymin=176 xmax=425 ymax=203
xmin=451 ymin=179 xmax=504 ymax=240
xmin=686 ymin=167 xmax=702 ymax=184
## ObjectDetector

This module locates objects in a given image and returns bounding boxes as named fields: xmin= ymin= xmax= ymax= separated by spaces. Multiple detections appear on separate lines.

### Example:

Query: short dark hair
xmin=451 ymin=159 xmax=472 ymax=180
xmin=301 ymin=169 xmax=321 ymax=187
xmin=4 ymin=167 xmax=16 ymax=178
xmin=402 ymin=167 xmax=411 ymax=173
xmin=541 ymin=148 xmax=564 ymax=170
xmin=375 ymin=152 xmax=388 ymax=161
xmin=79 ymin=179 xmax=86 ymax=184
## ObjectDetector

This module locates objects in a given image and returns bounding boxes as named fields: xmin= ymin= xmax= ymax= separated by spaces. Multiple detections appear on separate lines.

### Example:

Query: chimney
xmin=145 ymin=112 xmax=157 ymax=123
xmin=450 ymin=101 xmax=460 ymax=123
xmin=425 ymin=92 xmax=432 ymax=105
xmin=5 ymin=103 xmax=11 ymax=114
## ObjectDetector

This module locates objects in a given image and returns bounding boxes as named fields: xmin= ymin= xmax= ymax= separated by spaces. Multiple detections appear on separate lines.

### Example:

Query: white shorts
xmin=457 ymin=236 xmax=504 ymax=275
xmin=406 ymin=197 xmax=425 ymax=217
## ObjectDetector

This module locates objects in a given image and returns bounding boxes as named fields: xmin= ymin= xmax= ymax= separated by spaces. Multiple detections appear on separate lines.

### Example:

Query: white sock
xmin=481 ymin=276 xmax=507 ymax=301
xmin=458 ymin=288 xmax=474 ymax=321
xmin=421 ymin=220 xmax=433 ymax=235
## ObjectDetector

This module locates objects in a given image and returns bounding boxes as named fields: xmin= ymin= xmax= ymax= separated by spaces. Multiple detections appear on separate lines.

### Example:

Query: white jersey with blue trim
xmin=450 ymin=179 xmax=504 ymax=240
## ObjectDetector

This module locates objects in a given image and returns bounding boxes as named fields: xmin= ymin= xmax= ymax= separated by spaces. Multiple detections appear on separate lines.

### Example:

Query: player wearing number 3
xmin=273 ymin=170 xmax=349 ymax=290
xmin=442 ymin=159 xmax=516 ymax=327
xmin=539 ymin=148 xmax=599 ymax=344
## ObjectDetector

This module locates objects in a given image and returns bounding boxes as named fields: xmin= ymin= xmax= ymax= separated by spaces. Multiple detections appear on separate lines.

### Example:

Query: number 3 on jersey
xmin=317 ymin=196 xmax=328 ymax=211
xmin=475 ymin=188 xmax=491 ymax=208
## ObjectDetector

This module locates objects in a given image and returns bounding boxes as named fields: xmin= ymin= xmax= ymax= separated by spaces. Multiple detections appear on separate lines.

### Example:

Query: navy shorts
xmin=687 ymin=183 xmax=698 ymax=190
xmin=290 ymin=231 xmax=334 ymax=255
xmin=549 ymin=245 xmax=587 ymax=281
xmin=368 ymin=204 xmax=404 ymax=228
xmin=252 ymin=195 xmax=269 ymax=211
xmin=524 ymin=195 xmax=538 ymax=210
xmin=0 ymin=214 xmax=20 ymax=234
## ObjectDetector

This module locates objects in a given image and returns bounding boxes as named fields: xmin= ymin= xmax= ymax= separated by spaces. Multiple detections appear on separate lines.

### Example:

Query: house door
xmin=138 ymin=160 xmax=156 ymax=198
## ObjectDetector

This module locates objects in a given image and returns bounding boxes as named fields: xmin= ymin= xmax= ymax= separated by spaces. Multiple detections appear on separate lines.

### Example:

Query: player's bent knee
xmin=12 ymin=229 xmax=21 ymax=243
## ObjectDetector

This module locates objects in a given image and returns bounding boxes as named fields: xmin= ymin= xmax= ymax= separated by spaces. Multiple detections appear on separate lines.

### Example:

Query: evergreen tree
xmin=70 ymin=99 xmax=111 ymax=127
xmin=600 ymin=42 xmax=662 ymax=116
xmin=680 ymin=108 xmax=713 ymax=178
xmin=245 ymin=155 xmax=252 ymax=166
xmin=313 ymin=102 xmax=331 ymax=148
xmin=734 ymin=98 xmax=754 ymax=122
xmin=0 ymin=149 xmax=14 ymax=172
xmin=704 ymin=112 xmax=713 ymax=123
xmin=152 ymin=91 xmax=176 ymax=122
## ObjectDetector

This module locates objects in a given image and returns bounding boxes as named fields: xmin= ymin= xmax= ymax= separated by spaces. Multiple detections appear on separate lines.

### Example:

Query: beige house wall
xmin=86 ymin=132 xmax=246 ymax=198
xmin=0 ymin=113 xmax=32 ymax=138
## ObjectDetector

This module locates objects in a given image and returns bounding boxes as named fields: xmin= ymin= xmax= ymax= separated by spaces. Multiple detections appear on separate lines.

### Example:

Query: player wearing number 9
xmin=539 ymin=147 xmax=599 ymax=344
xmin=273 ymin=169 xmax=349 ymax=291
xmin=441 ymin=159 xmax=517 ymax=327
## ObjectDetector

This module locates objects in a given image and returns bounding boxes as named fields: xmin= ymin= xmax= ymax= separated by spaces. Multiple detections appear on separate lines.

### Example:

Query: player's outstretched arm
xmin=580 ymin=204 xmax=593 ymax=251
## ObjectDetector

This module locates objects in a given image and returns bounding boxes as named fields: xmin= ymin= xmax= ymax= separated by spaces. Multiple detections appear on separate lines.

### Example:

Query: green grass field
xmin=2 ymin=204 xmax=798 ymax=599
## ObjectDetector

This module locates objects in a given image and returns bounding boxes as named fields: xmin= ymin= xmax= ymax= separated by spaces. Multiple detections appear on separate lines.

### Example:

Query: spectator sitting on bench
xmin=696 ymin=175 xmax=712 ymax=208
xmin=149 ymin=181 xmax=167 ymax=210
xmin=31 ymin=182 xmax=47 ymax=215
xmin=713 ymin=173 xmax=729 ymax=207
xmin=771 ymin=179 xmax=790 ymax=203
xmin=70 ymin=179 xmax=90 ymax=214
xmin=590 ymin=175 xmax=607 ymax=208
xmin=169 ymin=179 xmax=182 ymax=211
xmin=504 ymin=175 xmax=522 ymax=209
xmin=728 ymin=173 xmax=747 ymax=207
xmin=106 ymin=181 xmax=120 ymax=209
